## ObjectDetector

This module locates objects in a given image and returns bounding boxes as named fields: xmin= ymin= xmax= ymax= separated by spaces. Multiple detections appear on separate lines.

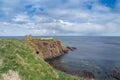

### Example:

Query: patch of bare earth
xmin=2 ymin=70 xmax=21 ymax=80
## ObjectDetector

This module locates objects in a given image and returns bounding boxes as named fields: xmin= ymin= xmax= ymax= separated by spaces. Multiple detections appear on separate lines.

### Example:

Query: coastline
xmin=0 ymin=38 xmax=84 ymax=80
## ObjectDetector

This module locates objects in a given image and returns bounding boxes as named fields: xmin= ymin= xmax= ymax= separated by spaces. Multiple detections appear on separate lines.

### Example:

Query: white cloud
xmin=0 ymin=0 xmax=120 ymax=36
xmin=1 ymin=13 xmax=120 ymax=36
xmin=12 ymin=14 xmax=30 ymax=22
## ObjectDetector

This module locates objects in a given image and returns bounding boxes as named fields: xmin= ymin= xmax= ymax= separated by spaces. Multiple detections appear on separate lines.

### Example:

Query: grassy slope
xmin=0 ymin=39 xmax=85 ymax=80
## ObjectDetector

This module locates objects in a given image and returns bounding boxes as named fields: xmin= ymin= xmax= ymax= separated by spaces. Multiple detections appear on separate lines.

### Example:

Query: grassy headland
xmin=0 ymin=39 xmax=85 ymax=80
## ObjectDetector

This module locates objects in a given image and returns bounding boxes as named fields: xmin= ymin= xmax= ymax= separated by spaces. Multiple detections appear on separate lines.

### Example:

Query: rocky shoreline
xmin=48 ymin=60 xmax=120 ymax=80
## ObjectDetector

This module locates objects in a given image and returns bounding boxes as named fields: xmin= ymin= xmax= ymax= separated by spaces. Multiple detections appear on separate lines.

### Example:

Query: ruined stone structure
xmin=25 ymin=35 xmax=32 ymax=41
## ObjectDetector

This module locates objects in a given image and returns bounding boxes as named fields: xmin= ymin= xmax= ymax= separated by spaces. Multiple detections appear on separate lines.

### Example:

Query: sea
xmin=1 ymin=36 xmax=120 ymax=80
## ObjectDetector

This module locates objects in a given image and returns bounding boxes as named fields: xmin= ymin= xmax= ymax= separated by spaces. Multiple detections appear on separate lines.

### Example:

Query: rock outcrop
xmin=111 ymin=69 xmax=120 ymax=80
xmin=26 ymin=35 xmax=69 ymax=60
xmin=66 ymin=46 xmax=77 ymax=51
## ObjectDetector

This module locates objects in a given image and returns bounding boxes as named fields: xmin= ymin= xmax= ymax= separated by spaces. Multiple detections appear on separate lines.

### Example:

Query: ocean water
xmin=49 ymin=36 xmax=120 ymax=80
xmin=1 ymin=36 xmax=120 ymax=80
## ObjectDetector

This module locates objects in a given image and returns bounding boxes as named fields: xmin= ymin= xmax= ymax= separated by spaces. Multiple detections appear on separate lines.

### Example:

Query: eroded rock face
xmin=28 ymin=38 xmax=68 ymax=60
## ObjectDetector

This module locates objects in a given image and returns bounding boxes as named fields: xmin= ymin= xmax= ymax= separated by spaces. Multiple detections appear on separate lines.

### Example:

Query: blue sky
xmin=0 ymin=0 xmax=120 ymax=36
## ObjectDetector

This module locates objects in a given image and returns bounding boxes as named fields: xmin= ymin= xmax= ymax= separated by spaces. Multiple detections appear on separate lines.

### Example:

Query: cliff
xmin=0 ymin=39 xmax=84 ymax=80
xmin=26 ymin=35 xmax=69 ymax=60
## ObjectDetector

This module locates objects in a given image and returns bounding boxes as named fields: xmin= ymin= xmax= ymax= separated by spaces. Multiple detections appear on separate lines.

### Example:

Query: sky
xmin=0 ymin=0 xmax=120 ymax=36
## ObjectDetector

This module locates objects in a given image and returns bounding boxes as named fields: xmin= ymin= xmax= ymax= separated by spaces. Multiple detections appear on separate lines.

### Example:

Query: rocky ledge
xmin=25 ymin=35 xmax=76 ymax=60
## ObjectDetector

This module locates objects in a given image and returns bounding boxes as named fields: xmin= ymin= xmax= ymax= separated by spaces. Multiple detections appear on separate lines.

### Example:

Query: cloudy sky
xmin=0 ymin=0 xmax=120 ymax=36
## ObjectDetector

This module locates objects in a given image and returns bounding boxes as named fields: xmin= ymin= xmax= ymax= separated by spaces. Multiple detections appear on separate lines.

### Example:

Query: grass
xmin=34 ymin=38 xmax=55 ymax=41
xmin=0 ymin=39 xmax=85 ymax=80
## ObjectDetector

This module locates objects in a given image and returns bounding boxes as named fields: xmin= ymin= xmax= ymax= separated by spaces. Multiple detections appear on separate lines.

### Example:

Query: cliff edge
xmin=25 ymin=35 xmax=69 ymax=60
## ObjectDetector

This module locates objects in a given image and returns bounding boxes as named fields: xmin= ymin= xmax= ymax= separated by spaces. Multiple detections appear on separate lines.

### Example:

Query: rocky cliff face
xmin=26 ymin=36 xmax=68 ymax=60
xmin=32 ymin=39 xmax=68 ymax=60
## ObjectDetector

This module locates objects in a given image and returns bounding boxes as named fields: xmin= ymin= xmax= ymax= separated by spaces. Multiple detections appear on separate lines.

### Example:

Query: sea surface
xmin=1 ymin=36 xmax=120 ymax=80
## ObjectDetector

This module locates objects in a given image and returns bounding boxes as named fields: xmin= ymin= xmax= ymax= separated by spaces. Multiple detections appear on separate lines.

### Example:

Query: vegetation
xmin=34 ymin=38 xmax=55 ymax=41
xmin=0 ymin=39 xmax=85 ymax=80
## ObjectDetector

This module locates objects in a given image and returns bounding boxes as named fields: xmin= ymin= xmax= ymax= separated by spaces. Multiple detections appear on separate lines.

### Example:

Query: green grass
xmin=34 ymin=38 xmax=55 ymax=41
xmin=0 ymin=39 xmax=85 ymax=80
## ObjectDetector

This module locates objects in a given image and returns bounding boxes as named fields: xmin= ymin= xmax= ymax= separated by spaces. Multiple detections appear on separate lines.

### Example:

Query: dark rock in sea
xmin=111 ymin=69 xmax=120 ymax=80
xmin=67 ymin=46 xmax=77 ymax=51
xmin=82 ymin=70 xmax=95 ymax=79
